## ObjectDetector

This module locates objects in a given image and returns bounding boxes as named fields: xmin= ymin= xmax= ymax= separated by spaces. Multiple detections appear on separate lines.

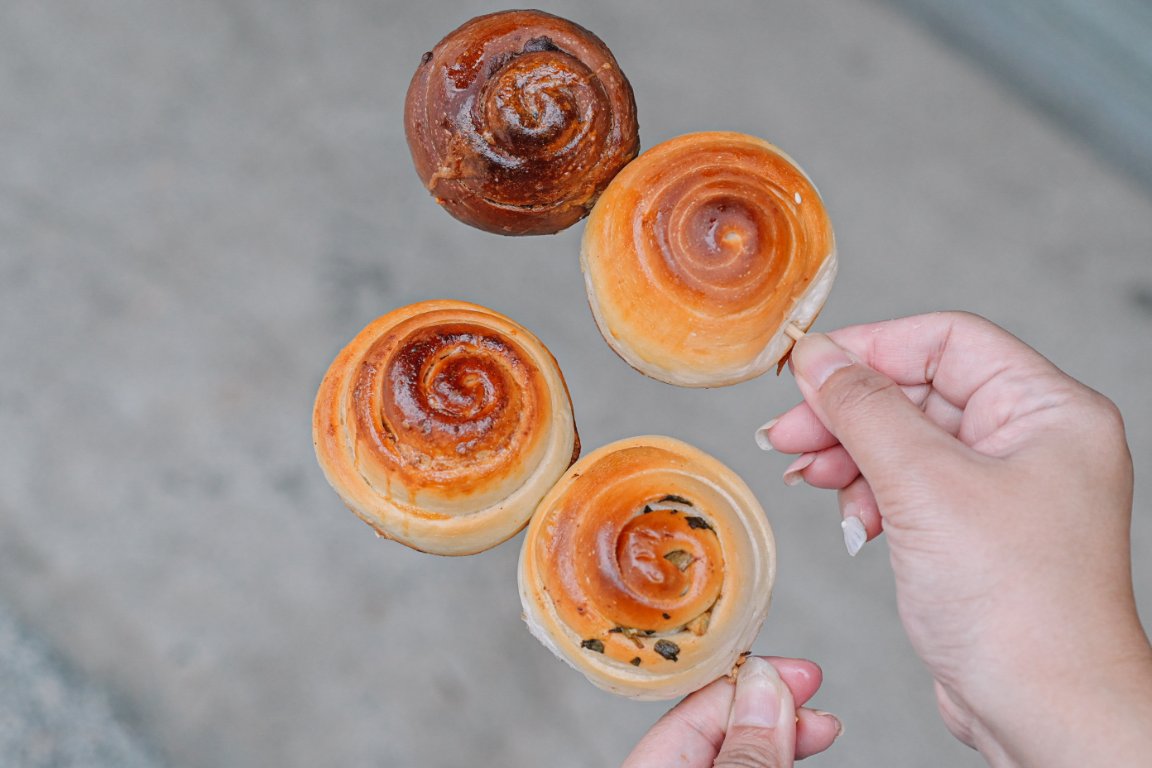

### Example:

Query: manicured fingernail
xmin=754 ymin=419 xmax=778 ymax=451
xmin=791 ymin=333 xmax=854 ymax=389
xmin=782 ymin=453 xmax=816 ymax=486
xmin=730 ymin=657 xmax=784 ymax=728
xmin=842 ymin=516 xmax=867 ymax=556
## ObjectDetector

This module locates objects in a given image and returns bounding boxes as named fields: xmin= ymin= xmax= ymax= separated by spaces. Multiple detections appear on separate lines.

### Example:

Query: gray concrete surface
xmin=1 ymin=1 xmax=1149 ymax=767
xmin=0 ymin=602 xmax=160 ymax=768
xmin=884 ymin=0 xmax=1152 ymax=191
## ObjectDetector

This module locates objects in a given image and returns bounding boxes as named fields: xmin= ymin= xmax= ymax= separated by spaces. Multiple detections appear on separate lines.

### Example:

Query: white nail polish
xmin=841 ymin=516 xmax=867 ymax=556
xmin=782 ymin=452 xmax=815 ymax=486
xmin=754 ymin=419 xmax=778 ymax=451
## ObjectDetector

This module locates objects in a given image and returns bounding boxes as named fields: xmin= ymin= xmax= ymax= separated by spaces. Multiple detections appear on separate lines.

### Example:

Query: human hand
xmin=759 ymin=312 xmax=1152 ymax=766
xmin=621 ymin=656 xmax=841 ymax=767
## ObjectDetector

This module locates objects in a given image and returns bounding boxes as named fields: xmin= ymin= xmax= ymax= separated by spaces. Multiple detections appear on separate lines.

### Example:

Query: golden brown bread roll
xmin=581 ymin=131 xmax=838 ymax=387
xmin=404 ymin=9 xmax=639 ymax=235
xmin=518 ymin=436 xmax=775 ymax=699
xmin=313 ymin=300 xmax=579 ymax=555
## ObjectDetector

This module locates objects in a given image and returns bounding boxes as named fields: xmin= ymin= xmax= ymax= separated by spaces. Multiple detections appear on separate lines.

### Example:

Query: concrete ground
xmin=0 ymin=602 xmax=159 ymax=767
xmin=1 ymin=1 xmax=1150 ymax=767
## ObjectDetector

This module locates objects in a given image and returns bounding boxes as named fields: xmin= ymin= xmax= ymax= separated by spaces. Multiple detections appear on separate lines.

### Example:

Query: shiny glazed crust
xmin=518 ymin=436 xmax=775 ymax=699
xmin=313 ymin=300 xmax=579 ymax=555
xmin=404 ymin=9 xmax=639 ymax=235
xmin=581 ymin=132 xmax=838 ymax=386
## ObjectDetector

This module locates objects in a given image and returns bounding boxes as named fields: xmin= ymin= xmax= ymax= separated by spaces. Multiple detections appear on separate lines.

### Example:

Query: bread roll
xmin=405 ymin=10 xmax=640 ymax=235
xmin=518 ymin=436 xmax=775 ymax=699
xmin=313 ymin=300 xmax=579 ymax=555
xmin=581 ymin=132 xmax=837 ymax=386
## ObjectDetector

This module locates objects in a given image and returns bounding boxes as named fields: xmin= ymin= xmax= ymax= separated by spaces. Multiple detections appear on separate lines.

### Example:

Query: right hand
xmin=760 ymin=312 xmax=1152 ymax=766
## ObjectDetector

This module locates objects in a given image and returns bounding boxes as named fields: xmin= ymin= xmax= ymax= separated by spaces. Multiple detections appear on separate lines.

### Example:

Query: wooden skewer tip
xmin=783 ymin=323 xmax=807 ymax=342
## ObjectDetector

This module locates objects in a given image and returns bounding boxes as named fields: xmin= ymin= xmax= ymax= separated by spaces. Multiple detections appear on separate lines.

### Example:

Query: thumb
xmin=713 ymin=657 xmax=796 ymax=768
xmin=790 ymin=332 xmax=963 ymax=498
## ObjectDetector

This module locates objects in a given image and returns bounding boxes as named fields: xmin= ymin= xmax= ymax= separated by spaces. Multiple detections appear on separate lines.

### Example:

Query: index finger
xmin=823 ymin=311 xmax=1059 ymax=411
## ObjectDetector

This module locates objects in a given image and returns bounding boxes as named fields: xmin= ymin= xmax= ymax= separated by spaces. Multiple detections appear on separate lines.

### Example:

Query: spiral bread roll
xmin=518 ymin=436 xmax=775 ymax=700
xmin=581 ymin=131 xmax=837 ymax=387
xmin=404 ymin=10 xmax=640 ymax=235
xmin=313 ymin=300 xmax=579 ymax=556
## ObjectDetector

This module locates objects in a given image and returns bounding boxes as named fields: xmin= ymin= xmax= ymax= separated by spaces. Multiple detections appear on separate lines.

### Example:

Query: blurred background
xmin=1 ymin=1 xmax=1150 ymax=766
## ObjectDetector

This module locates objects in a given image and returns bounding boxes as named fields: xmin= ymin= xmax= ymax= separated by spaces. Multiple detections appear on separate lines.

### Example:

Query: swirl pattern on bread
xmin=313 ymin=300 xmax=579 ymax=555
xmin=405 ymin=10 xmax=640 ymax=235
xmin=581 ymin=132 xmax=837 ymax=386
xmin=519 ymin=436 xmax=774 ymax=699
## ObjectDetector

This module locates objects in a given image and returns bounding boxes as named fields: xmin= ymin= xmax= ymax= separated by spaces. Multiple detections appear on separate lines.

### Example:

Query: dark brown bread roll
xmin=404 ymin=10 xmax=639 ymax=235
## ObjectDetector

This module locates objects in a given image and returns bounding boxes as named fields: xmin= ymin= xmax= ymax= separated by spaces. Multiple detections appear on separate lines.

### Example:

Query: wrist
xmin=966 ymin=633 xmax=1152 ymax=767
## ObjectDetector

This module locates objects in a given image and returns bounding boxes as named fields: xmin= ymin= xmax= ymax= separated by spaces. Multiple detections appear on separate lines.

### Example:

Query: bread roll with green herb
xmin=518 ymin=436 xmax=775 ymax=699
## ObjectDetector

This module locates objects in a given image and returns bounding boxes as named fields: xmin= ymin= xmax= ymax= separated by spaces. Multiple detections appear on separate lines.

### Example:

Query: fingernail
xmin=754 ymin=419 xmax=778 ymax=451
xmin=730 ymin=657 xmax=784 ymax=728
xmin=791 ymin=333 xmax=855 ymax=389
xmin=842 ymin=516 xmax=867 ymax=556
xmin=811 ymin=709 xmax=844 ymax=737
xmin=782 ymin=453 xmax=816 ymax=486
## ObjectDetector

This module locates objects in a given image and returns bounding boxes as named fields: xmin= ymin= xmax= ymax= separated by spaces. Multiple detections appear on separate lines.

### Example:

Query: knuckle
xmin=1034 ymin=383 xmax=1133 ymax=481
xmin=1063 ymin=387 xmax=1127 ymax=442
xmin=823 ymin=366 xmax=899 ymax=416
xmin=938 ymin=309 xmax=983 ymax=325
xmin=714 ymin=734 xmax=786 ymax=768
xmin=1081 ymin=392 xmax=1132 ymax=464
xmin=956 ymin=309 xmax=995 ymax=327
xmin=1091 ymin=393 xmax=1126 ymax=432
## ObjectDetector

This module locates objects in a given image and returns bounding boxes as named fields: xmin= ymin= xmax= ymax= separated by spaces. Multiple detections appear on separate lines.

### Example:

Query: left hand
xmin=621 ymin=656 xmax=841 ymax=767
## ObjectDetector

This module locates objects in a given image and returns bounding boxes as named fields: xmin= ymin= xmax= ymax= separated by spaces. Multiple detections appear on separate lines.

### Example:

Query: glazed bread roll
xmin=581 ymin=132 xmax=837 ymax=387
xmin=313 ymin=300 xmax=579 ymax=556
xmin=518 ymin=436 xmax=775 ymax=699
xmin=405 ymin=9 xmax=640 ymax=235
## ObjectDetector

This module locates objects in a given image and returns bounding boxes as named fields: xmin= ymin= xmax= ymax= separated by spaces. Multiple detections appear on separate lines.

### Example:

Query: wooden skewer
xmin=783 ymin=323 xmax=807 ymax=342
